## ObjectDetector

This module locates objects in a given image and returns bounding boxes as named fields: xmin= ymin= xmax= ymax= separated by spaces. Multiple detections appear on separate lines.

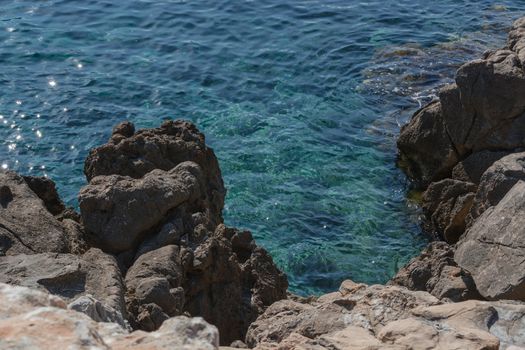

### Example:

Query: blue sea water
xmin=0 ymin=0 xmax=523 ymax=295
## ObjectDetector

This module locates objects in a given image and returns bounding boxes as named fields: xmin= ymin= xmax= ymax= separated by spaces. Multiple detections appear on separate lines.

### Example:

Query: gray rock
xmin=79 ymin=162 xmax=204 ymax=253
xmin=0 ymin=171 xmax=70 ymax=255
xmin=452 ymin=150 xmax=512 ymax=184
xmin=470 ymin=152 xmax=525 ymax=222
xmin=68 ymin=295 xmax=129 ymax=329
xmin=0 ymin=248 xmax=126 ymax=316
xmin=455 ymin=181 xmax=525 ymax=301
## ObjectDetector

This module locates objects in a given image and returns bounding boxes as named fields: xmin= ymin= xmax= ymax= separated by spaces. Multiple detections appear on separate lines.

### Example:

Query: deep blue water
xmin=0 ymin=0 xmax=523 ymax=295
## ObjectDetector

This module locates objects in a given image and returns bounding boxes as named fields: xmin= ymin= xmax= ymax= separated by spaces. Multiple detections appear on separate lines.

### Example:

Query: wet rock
xmin=397 ymin=101 xmax=459 ymax=187
xmin=248 ymin=280 xmax=525 ymax=350
xmin=455 ymin=181 xmax=525 ymax=301
xmin=389 ymin=241 xmax=481 ymax=302
xmin=79 ymin=162 xmax=204 ymax=253
xmin=422 ymin=179 xmax=476 ymax=242
xmin=0 ymin=171 xmax=70 ymax=255
xmin=470 ymin=152 xmax=525 ymax=222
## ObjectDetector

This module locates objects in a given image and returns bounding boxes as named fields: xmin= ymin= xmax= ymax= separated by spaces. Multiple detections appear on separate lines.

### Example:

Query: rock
xmin=79 ymin=161 xmax=204 ymax=253
xmin=389 ymin=241 xmax=481 ymax=302
xmin=0 ymin=171 xmax=70 ymax=255
xmin=455 ymin=181 xmax=525 ymax=301
xmin=398 ymin=17 xmax=525 ymax=187
xmin=84 ymin=119 xmax=225 ymax=226
xmin=452 ymin=150 xmax=511 ymax=184
xmin=248 ymin=280 xmax=525 ymax=350
xmin=0 ymin=248 xmax=126 ymax=317
xmin=397 ymin=101 xmax=459 ymax=187
xmin=470 ymin=152 xmax=525 ymax=221
xmin=68 ymin=295 xmax=129 ymax=329
xmin=22 ymin=175 xmax=66 ymax=216
xmin=0 ymin=282 xmax=220 ymax=350
xmin=124 ymin=225 xmax=287 ymax=345
xmin=422 ymin=179 xmax=476 ymax=242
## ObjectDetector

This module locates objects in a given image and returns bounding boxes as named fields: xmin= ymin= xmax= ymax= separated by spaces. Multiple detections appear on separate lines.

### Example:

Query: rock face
xmin=389 ymin=242 xmax=481 ymax=302
xmin=247 ymin=280 xmax=525 ymax=350
xmin=455 ymin=181 xmax=525 ymax=301
xmin=0 ymin=282 xmax=220 ymax=350
xmin=0 ymin=119 xmax=287 ymax=346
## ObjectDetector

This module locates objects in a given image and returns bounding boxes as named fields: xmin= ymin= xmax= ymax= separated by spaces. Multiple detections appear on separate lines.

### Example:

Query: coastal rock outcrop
xmin=247 ymin=280 xmax=525 ymax=350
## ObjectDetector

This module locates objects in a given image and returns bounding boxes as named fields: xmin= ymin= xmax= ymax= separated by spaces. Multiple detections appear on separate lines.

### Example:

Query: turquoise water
xmin=0 ymin=1 xmax=522 ymax=295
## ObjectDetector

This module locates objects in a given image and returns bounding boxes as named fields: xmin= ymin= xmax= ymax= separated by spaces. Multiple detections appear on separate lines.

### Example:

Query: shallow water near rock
xmin=0 ymin=0 xmax=523 ymax=295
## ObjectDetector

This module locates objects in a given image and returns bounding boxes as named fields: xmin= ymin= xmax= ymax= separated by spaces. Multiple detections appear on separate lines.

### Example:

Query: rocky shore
xmin=1 ymin=16 xmax=525 ymax=350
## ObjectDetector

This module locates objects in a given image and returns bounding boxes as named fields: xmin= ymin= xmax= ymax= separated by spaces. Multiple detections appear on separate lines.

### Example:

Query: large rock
xmin=124 ymin=225 xmax=288 ymax=345
xmin=0 ymin=171 xmax=70 ymax=255
xmin=397 ymin=101 xmax=459 ymax=187
xmin=452 ymin=150 xmax=512 ymax=184
xmin=247 ymin=280 xmax=525 ymax=350
xmin=469 ymin=152 xmax=525 ymax=222
xmin=79 ymin=161 xmax=205 ymax=253
xmin=389 ymin=241 xmax=481 ymax=302
xmin=398 ymin=17 xmax=525 ymax=187
xmin=84 ymin=119 xmax=225 ymax=226
xmin=0 ymin=248 xmax=126 ymax=320
xmin=455 ymin=181 xmax=525 ymax=301
xmin=0 ymin=282 xmax=219 ymax=350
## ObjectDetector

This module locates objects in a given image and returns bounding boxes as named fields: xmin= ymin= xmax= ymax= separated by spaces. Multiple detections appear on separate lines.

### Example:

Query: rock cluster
xmin=394 ymin=16 xmax=525 ymax=306
xmin=0 ymin=120 xmax=287 ymax=347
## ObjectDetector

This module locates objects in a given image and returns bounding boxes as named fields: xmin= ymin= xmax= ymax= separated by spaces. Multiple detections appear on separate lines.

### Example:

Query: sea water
xmin=0 ymin=0 xmax=522 ymax=295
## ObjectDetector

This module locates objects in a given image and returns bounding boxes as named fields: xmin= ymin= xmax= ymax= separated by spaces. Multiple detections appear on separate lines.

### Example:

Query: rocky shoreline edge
xmin=1 ymin=16 xmax=525 ymax=350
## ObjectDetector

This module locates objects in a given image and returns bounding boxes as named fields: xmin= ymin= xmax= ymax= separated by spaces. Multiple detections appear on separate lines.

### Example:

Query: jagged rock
xmin=389 ymin=242 xmax=481 ymax=302
xmin=84 ymin=119 xmax=225 ymax=227
xmin=470 ymin=152 xmax=525 ymax=222
xmin=124 ymin=225 xmax=287 ymax=345
xmin=397 ymin=101 xmax=459 ymax=187
xmin=22 ymin=175 xmax=66 ymax=216
xmin=422 ymin=179 xmax=476 ymax=242
xmin=452 ymin=150 xmax=511 ymax=184
xmin=0 ymin=282 xmax=219 ymax=350
xmin=455 ymin=181 xmax=525 ymax=301
xmin=398 ymin=17 xmax=525 ymax=188
xmin=248 ymin=280 xmax=525 ymax=350
xmin=0 ymin=248 xmax=126 ymax=317
xmin=0 ymin=170 xmax=70 ymax=255
xmin=79 ymin=161 xmax=205 ymax=253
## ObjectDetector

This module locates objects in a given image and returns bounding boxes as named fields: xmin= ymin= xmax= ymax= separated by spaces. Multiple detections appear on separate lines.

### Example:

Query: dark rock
xmin=422 ymin=179 xmax=476 ymax=243
xmin=397 ymin=101 xmax=459 ymax=187
xmin=455 ymin=180 xmax=525 ymax=301
xmin=123 ymin=224 xmax=287 ymax=345
xmin=389 ymin=242 xmax=481 ymax=302
xmin=112 ymin=121 xmax=135 ymax=138
xmin=22 ymin=176 xmax=66 ymax=216
xmin=451 ymin=150 xmax=511 ymax=184
xmin=0 ymin=171 xmax=70 ymax=255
